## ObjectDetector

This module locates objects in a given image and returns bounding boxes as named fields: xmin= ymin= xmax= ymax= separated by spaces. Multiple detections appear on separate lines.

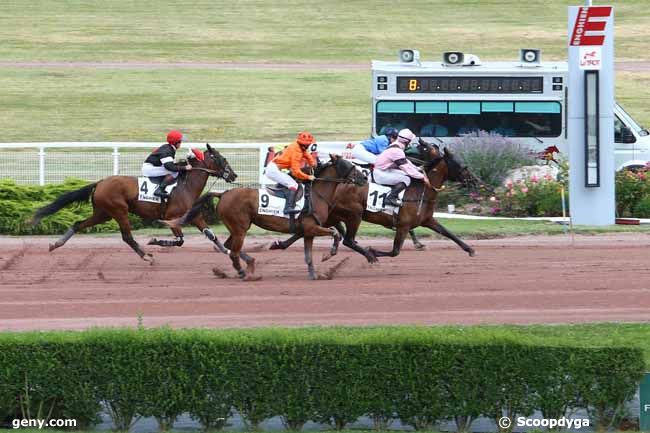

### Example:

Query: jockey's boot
xmin=385 ymin=182 xmax=407 ymax=207
xmin=284 ymin=188 xmax=299 ymax=215
xmin=154 ymin=174 xmax=175 ymax=199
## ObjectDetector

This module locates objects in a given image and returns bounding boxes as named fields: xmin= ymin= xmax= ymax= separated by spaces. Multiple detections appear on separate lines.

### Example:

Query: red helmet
xmin=296 ymin=131 xmax=315 ymax=146
xmin=167 ymin=130 xmax=184 ymax=147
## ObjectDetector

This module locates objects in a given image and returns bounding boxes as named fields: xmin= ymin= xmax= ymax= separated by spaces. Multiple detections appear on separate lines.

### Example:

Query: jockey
xmin=374 ymin=128 xmax=431 ymax=207
xmin=350 ymin=127 xmax=399 ymax=164
xmin=141 ymin=130 xmax=193 ymax=199
xmin=264 ymin=131 xmax=318 ymax=214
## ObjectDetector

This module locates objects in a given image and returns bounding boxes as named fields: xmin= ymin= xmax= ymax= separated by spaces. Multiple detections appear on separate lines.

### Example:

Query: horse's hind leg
xmin=269 ymin=232 xmax=302 ymax=250
xmin=49 ymin=209 xmax=111 ymax=252
xmin=110 ymin=211 xmax=153 ymax=263
xmin=224 ymin=234 xmax=251 ymax=279
xmin=409 ymin=229 xmax=426 ymax=251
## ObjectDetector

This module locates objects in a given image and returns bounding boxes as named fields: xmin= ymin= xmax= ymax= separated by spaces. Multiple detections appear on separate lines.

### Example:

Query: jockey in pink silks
xmin=374 ymin=128 xmax=432 ymax=207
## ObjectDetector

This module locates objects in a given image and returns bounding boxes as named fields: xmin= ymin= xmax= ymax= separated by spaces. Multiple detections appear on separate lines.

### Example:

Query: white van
xmin=370 ymin=50 xmax=650 ymax=171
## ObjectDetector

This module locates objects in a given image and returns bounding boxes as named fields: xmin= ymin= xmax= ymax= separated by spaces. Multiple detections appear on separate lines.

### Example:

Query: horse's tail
xmin=30 ymin=182 xmax=99 ymax=226
xmin=161 ymin=191 xmax=223 ymax=229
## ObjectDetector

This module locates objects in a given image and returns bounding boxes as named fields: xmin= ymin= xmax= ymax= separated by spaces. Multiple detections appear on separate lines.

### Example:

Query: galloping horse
xmin=164 ymin=155 xmax=369 ymax=280
xmin=271 ymin=141 xmax=478 ymax=259
xmin=30 ymin=144 xmax=237 ymax=262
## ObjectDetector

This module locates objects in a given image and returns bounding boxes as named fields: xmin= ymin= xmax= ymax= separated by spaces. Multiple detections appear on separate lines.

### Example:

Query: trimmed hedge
xmin=0 ymin=179 xmax=220 ymax=235
xmin=0 ymin=327 xmax=645 ymax=432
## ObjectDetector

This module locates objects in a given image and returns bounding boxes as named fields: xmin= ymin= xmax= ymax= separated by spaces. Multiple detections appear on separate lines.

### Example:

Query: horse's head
xmin=203 ymin=143 xmax=237 ymax=183
xmin=419 ymin=140 xmax=479 ymax=190
xmin=315 ymin=154 xmax=367 ymax=186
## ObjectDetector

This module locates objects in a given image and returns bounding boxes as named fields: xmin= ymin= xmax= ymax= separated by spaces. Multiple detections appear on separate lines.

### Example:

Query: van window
xmin=376 ymin=100 xmax=562 ymax=138
xmin=615 ymin=116 xmax=636 ymax=144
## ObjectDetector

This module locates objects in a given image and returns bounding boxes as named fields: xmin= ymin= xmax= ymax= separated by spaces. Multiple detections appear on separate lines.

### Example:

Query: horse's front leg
xmin=409 ymin=229 xmax=426 ymax=250
xmin=148 ymin=225 xmax=185 ymax=247
xmin=269 ymin=232 xmax=303 ymax=250
xmin=370 ymin=226 xmax=408 ymax=258
xmin=421 ymin=217 xmax=475 ymax=257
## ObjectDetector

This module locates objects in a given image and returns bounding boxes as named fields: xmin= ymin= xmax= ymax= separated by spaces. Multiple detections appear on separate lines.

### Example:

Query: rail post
xmin=112 ymin=146 xmax=120 ymax=175
xmin=38 ymin=146 xmax=45 ymax=186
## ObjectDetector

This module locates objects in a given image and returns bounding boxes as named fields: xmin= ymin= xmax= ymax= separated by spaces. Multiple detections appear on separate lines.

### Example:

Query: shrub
xmin=0 ymin=327 xmax=644 ymax=432
xmin=450 ymin=132 xmax=536 ymax=188
xmin=615 ymin=169 xmax=650 ymax=216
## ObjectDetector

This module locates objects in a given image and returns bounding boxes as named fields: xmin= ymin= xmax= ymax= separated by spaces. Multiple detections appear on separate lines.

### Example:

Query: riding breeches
xmin=351 ymin=144 xmax=378 ymax=164
xmin=141 ymin=163 xmax=179 ymax=178
xmin=373 ymin=168 xmax=412 ymax=186
xmin=264 ymin=162 xmax=298 ymax=190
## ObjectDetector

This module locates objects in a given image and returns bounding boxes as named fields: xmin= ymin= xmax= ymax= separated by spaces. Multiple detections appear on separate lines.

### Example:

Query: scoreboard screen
xmin=396 ymin=76 xmax=543 ymax=94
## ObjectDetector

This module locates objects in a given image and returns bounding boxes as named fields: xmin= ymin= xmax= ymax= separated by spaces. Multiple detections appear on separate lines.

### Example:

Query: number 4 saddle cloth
xmin=138 ymin=177 xmax=179 ymax=203
xmin=257 ymin=184 xmax=306 ymax=218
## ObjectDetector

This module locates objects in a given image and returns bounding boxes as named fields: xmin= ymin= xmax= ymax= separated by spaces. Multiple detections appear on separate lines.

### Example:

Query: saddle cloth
xmin=366 ymin=181 xmax=405 ymax=214
xmin=138 ymin=177 xmax=178 ymax=203
xmin=258 ymin=184 xmax=305 ymax=218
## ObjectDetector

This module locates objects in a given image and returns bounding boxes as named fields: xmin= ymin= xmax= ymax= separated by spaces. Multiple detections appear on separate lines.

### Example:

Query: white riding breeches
xmin=373 ymin=168 xmax=412 ymax=186
xmin=351 ymin=144 xmax=378 ymax=164
xmin=264 ymin=162 xmax=298 ymax=190
xmin=141 ymin=163 xmax=179 ymax=178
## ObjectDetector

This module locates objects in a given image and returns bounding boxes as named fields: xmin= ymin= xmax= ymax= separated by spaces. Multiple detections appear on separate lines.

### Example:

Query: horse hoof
xmin=468 ymin=249 xmax=476 ymax=257
xmin=244 ymin=274 xmax=262 ymax=282
xmin=414 ymin=244 xmax=426 ymax=251
xmin=321 ymin=252 xmax=334 ymax=262
xmin=143 ymin=254 xmax=155 ymax=265
xmin=269 ymin=241 xmax=283 ymax=250
xmin=48 ymin=243 xmax=57 ymax=252
xmin=147 ymin=238 xmax=158 ymax=245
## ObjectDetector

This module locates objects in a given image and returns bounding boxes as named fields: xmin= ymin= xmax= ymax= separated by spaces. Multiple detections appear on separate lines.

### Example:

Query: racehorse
xmin=163 ymin=154 xmax=369 ymax=280
xmin=30 ymin=144 xmax=237 ymax=262
xmin=271 ymin=141 xmax=479 ymax=260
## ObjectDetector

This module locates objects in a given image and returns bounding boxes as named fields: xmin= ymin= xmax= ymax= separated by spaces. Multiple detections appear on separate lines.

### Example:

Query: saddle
xmin=264 ymin=183 xmax=305 ymax=201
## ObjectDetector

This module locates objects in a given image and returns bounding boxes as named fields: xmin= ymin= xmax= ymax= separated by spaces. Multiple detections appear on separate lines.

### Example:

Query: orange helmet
xmin=167 ymin=130 xmax=184 ymax=147
xmin=296 ymin=131 xmax=315 ymax=146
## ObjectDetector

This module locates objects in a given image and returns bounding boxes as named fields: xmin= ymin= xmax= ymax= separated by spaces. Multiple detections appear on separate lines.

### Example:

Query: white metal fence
xmin=0 ymin=141 xmax=353 ymax=188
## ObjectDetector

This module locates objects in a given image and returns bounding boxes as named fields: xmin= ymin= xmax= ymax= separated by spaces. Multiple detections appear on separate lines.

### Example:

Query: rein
xmin=192 ymin=167 xmax=223 ymax=176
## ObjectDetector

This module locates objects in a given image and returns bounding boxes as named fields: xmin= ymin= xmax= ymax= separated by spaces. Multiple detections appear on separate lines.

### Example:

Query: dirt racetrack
xmin=1 ymin=233 xmax=650 ymax=331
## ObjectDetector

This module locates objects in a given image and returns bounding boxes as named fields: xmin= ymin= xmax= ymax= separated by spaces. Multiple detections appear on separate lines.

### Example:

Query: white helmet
xmin=397 ymin=128 xmax=416 ymax=147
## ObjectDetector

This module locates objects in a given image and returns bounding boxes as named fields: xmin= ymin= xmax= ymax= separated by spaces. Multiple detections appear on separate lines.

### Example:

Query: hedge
xmin=0 ymin=327 xmax=645 ymax=432
xmin=0 ymin=179 xmax=219 ymax=235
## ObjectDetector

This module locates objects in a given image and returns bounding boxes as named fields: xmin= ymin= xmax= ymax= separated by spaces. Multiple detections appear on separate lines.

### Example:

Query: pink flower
xmin=543 ymin=174 xmax=553 ymax=181
xmin=489 ymin=196 xmax=497 ymax=202
xmin=638 ymin=172 xmax=647 ymax=181
xmin=490 ymin=207 xmax=501 ymax=215
xmin=530 ymin=175 xmax=539 ymax=183
xmin=521 ymin=187 xmax=529 ymax=193
xmin=505 ymin=180 xmax=513 ymax=188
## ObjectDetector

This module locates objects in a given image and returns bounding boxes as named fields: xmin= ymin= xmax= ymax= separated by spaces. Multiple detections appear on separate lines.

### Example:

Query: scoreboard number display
xmin=396 ymin=76 xmax=543 ymax=94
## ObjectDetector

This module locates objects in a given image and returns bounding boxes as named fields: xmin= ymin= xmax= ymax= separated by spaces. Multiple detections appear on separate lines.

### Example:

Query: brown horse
xmin=164 ymin=154 xmax=369 ymax=280
xmin=30 ymin=144 xmax=237 ymax=262
xmin=271 ymin=142 xmax=478 ymax=259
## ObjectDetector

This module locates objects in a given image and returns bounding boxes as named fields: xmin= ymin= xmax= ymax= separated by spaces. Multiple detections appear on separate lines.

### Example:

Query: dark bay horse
xmin=164 ymin=155 xmax=369 ymax=280
xmin=30 ymin=144 xmax=237 ymax=262
xmin=272 ymin=142 xmax=478 ymax=260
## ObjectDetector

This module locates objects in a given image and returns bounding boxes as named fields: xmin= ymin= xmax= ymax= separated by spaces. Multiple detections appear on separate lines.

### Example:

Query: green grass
xmin=0 ymin=68 xmax=369 ymax=142
xmin=1 ymin=67 xmax=648 ymax=142
xmin=1 ymin=0 xmax=648 ymax=63
xmin=109 ymin=217 xmax=650 ymax=240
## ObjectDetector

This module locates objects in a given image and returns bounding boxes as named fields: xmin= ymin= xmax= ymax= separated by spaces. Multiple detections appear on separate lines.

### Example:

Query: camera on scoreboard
xmin=520 ymin=48 xmax=541 ymax=65
xmin=399 ymin=49 xmax=421 ymax=65
xmin=442 ymin=51 xmax=464 ymax=66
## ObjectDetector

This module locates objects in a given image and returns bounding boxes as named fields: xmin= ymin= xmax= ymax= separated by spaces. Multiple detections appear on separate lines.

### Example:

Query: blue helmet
xmin=383 ymin=127 xmax=399 ymax=140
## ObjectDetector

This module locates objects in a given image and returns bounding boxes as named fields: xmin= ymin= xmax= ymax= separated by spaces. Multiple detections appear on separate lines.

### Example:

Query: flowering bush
xmin=495 ymin=174 xmax=566 ymax=217
xmin=450 ymin=132 xmax=535 ymax=188
xmin=615 ymin=168 xmax=650 ymax=216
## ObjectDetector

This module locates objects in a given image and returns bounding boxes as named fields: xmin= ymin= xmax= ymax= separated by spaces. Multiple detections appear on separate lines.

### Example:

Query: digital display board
xmin=396 ymin=76 xmax=544 ymax=94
